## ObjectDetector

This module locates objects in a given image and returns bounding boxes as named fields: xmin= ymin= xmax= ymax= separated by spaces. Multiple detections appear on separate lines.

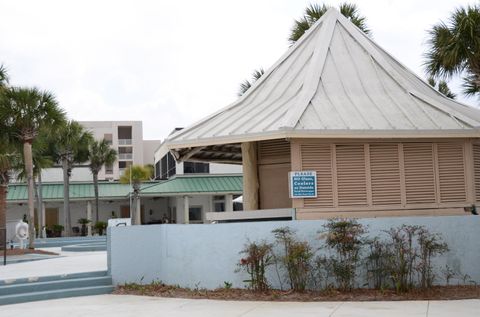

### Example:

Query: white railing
xmin=119 ymin=153 xmax=133 ymax=160
xmin=118 ymin=139 xmax=132 ymax=145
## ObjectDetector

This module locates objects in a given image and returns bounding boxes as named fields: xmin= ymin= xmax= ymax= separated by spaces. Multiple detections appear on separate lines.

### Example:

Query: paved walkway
xmin=1 ymin=295 xmax=479 ymax=316
xmin=0 ymin=249 xmax=107 ymax=280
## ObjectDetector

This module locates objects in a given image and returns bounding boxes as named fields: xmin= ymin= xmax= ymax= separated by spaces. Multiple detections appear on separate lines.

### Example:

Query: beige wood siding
xmin=297 ymin=140 xmax=470 ymax=214
xmin=473 ymin=143 xmax=480 ymax=202
xmin=335 ymin=144 xmax=368 ymax=206
xmin=258 ymin=139 xmax=291 ymax=209
xmin=437 ymin=142 xmax=466 ymax=203
xmin=403 ymin=143 xmax=436 ymax=204
xmin=369 ymin=144 xmax=402 ymax=205
xmin=301 ymin=144 xmax=334 ymax=207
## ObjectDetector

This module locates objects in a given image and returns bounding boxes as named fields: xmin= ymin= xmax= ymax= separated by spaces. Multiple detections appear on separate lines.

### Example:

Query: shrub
xmin=364 ymin=237 xmax=391 ymax=289
xmin=237 ymin=241 xmax=274 ymax=291
xmin=95 ymin=221 xmax=107 ymax=235
xmin=417 ymin=228 xmax=448 ymax=288
xmin=272 ymin=227 xmax=313 ymax=292
xmin=320 ymin=219 xmax=367 ymax=291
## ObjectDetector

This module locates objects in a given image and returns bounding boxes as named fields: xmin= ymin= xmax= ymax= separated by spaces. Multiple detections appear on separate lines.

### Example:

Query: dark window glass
xmin=161 ymin=156 xmax=167 ymax=179
xmin=184 ymin=161 xmax=209 ymax=174
xmin=167 ymin=153 xmax=176 ymax=177
xmin=155 ymin=161 xmax=160 ymax=179
xmin=189 ymin=207 xmax=202 ymax=221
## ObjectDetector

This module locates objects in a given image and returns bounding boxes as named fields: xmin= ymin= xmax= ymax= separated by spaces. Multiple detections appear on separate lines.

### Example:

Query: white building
xmin=41 ymin=121 xmax=161 ymax=182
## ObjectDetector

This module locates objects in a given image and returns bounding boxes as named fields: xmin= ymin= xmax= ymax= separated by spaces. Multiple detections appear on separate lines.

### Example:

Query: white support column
xmin=225 ymin=194 xmax=233 ymax=212
xmin=41 ymin=202 xmax=46 ymax=238
xmin=86 ymin=201 xmax=92 ymax=236
xmin=136 ymin=197 xmax=142 ymax=225
xmin=184 ymin=195 xmax=189 ymax=224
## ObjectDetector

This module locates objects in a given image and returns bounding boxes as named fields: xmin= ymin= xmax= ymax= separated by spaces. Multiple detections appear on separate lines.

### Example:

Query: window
xmin=104 ymin=134 xmax=113 ymax=145
xmin=160 ymin=153 xmax=176 ymax=179
xmin=184 ymin=161 xmax=209 ymax=174
xmin=213 ymin=195 xmax=225 ymax=212
xmin=189 ymin=206 xmax=202 ymax=222
xmin=105 ymin=164 xmax=113 ymax=174
xmin=155 ymin=161 xmax=160 ymax=180
xmin=233 ymin=195 xmax=243 ymax=211
xmin=119 ymin=161 xmax=132 ymax=170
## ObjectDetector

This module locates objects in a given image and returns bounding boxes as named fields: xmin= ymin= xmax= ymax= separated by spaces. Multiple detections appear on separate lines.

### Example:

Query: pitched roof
xmin=140 ymin=174 xmax=243 ymax=196
xmin=168 ymin=8 xmax=480 ymax=153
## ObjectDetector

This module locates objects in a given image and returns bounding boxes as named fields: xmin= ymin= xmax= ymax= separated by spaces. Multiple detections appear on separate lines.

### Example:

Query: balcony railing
xmin=119 ymin=153 xmax=133 ymax=160
xmin=118 ymin=139 xmax=132 ymax=145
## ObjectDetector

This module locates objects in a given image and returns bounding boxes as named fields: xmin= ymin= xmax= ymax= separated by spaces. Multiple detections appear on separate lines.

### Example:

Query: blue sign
xmin=289 ymin=171 xmax=317 ymax=198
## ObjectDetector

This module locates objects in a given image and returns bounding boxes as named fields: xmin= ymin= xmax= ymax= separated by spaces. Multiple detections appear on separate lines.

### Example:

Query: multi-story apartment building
xmin=40 ymin=121 xmax=160 ymax=182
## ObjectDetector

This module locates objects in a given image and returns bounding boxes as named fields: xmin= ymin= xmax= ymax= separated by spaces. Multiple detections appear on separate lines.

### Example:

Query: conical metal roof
xmin=168 ymin=8 xmax=480 ymax=154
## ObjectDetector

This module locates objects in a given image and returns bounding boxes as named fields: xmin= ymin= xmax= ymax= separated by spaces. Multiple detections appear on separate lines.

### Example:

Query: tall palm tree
xmin=13 ymin=129 xmax=55 ymax=238
xmin=289 ymin=3 xmax=370 ymax=44
xmin=88 ymin=139 xmax=117 ymax=223
xmin=0 ymin=64 xmax=8 ymax=92
xmin=51 ymin=121 xmax=92 ymax=236
xmin=238 ymin=68 xmax=264 ymax=96
xmin=424 ymin=4 xmax=480 ymax=98
xmin=0 ymin=87 xmax=65 ymax=248
xmin=120 ymin=165 xmax=150 ymax=225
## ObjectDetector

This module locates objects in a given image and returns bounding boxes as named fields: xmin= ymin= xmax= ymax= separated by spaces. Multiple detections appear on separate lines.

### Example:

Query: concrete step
xmin=0 ymin=285 xmax=114 ymax=306
xmin=61 ymin=242 xmax=107 ymax=252
xmin=0 ymin=276 xmax=112 ymax=296
xmin=0 ymin=270 xmax=108 ymax=286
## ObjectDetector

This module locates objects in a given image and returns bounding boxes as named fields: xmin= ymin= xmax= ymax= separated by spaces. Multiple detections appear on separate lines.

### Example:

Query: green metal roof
xmin=6 ymin=175 xmax=243 ymax=202
xmin=7 ymin=182 xmax=154 ymax=202
xmin=141 ymin=175 xmax=243 ymax=196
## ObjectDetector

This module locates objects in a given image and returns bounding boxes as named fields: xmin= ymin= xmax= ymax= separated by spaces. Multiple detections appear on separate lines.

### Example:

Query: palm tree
xmin=13 ymin=128 xmax=55 ymax=238
xmin=0 ymin=87 xmax=65 ymax=248
xmin=0 ymin=64 xmax=8 ymax=91
xmin=289 ymin=3 xmax=370 ymax=44
xmin=120 ymin=165 xmax=150 ymax=225
xmin=88 ymin=139 xmax=117 ymax=223
xmin=424 ymin=4 xmax=480 ymax=98
xmin=51 ymin=121 xmax=92 ymax=236
xmin=238 ymin=68 xmax=264 ymax=96
xmin=427 ymin=77 xmax=456 ymax=99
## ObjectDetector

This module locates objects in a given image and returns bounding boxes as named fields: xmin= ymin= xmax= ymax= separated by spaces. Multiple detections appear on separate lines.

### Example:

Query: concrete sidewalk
xmin=1 ymin=295 xmax=478 ymax=317
xmin=0 ymin=250 xmax=107 ymax=280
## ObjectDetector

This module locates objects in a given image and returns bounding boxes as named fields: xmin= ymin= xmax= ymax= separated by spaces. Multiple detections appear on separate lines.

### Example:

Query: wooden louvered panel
xmin=335 ymin=144 xmax=368 ymax=206
xmin=301 ymin=144 xmax=334 ymax=207
xmin=258 ymin=139 xmax=290 ymax=163
xmin=437 ymin=143 xmax=466 ymax=203
xmin=369 ymin=144 xmax=401 ymax=205
xmin=403 ymin=143 xmax=436 ymax=204
xmin=473 ymin=144 xmax=480 ymax=201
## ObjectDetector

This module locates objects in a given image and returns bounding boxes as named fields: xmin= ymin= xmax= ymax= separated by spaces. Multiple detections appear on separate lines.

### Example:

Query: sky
xmin=0 ymin=0 xmax=478 ymax=140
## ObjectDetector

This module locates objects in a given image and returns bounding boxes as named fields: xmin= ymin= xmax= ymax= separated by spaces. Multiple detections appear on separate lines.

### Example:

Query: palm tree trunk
xmin=23 ymin=142 xmax=35 ymax=249
xmin=132 ymin=183 xmax=140 ymax=225
xmin=62 ymin=158 xmax=71 ymax=237
xmin=93 ymin=172 xmax=99 ymax=223
xmin=37 ymin=173 xmax=45 ymax=238
xmin=0 ymin=184 xmax=6 ymax=251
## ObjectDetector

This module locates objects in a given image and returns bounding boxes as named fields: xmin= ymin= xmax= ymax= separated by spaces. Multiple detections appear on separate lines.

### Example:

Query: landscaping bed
xmin=5 ymin=249 xmax=58 ymax=256
xmin=115 ymin=283 xmax=480 ymax=301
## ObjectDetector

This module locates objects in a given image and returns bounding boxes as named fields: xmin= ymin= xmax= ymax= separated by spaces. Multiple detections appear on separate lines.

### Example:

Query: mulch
xmin=5 ymin=249 xmax=58 ymax=256
xmin=114 ymin=283 xmax=480 ymax=302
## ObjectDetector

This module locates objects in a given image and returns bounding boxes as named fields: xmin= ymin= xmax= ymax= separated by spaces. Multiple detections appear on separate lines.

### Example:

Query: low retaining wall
xmin=108 ymin=215 xmax=480 ymax=289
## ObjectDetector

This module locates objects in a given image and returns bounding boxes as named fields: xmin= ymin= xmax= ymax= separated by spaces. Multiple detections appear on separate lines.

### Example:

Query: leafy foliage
xmin=289 ymin=3 xmax=370 ymax=44
xmin=238 ymin=68 xmax=264 ymax=96
xmin=237 ymin=240 xmax=274 ymax=291
xmin=424 ymin=4 xmax=480 ymax=98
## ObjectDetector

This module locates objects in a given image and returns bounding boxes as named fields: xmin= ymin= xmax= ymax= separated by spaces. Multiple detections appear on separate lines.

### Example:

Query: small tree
xmin=88 ymin=139 xmax=117 ymax=222
xmin=120 ymin=165 xmax=150 ymax=225
xmin=237 ymin=241 xmax=274 ymax=291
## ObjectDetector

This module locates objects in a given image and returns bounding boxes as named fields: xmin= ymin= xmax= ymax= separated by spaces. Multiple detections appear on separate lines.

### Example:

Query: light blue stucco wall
xmin=108 ymin=215 xmax=480 ymax=289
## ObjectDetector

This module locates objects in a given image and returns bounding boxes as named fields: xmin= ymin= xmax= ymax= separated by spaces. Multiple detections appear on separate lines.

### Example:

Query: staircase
xmin=0 ymin=271 xmax=114 ymax=305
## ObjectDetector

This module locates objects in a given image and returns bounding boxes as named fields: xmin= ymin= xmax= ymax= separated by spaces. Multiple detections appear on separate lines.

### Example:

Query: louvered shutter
xmin=403 ymin=143 xmax=436 ymax=204
xmin=473 ymin=143 xmax=480 ymax=202
xmin=436 ymin=142 xmax=466 ymax=203
xmin=335 ymin=144 xmax=368 ymax=206
xmin=369 ymin=144 xmax=401 ymax=205
xmin=301 ymin=144 xmax=334 ymax=207
xmin=258 ymin=139 xmax=290 ymax=163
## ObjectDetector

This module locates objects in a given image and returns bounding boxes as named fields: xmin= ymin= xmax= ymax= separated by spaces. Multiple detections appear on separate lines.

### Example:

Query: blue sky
xmin=0 ymin=0 xmax=477 ymax=139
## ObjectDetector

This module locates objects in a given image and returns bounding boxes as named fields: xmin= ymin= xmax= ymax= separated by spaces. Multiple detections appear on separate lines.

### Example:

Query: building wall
xmin=108 ymin=215 xmax=480 ymax=289
xmin=289 ymin=138 xmax=476 ymax=219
